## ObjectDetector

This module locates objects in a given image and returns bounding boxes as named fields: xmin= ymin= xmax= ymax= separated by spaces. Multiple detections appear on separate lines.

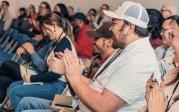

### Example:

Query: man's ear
xmin=131 ymin=24 xmax=135 ymax=32
xmin=123 ymin=25 xmax=130 ymax=36
xmin=79 ymin=19 xmax=84 ymax=25
xmin=128 ymin=24 xmax=135 ymax=34
xmin=106 ymin=38 xmax=113 ymax=47
xmin=109 ymin=38 xmax=113 ymax=45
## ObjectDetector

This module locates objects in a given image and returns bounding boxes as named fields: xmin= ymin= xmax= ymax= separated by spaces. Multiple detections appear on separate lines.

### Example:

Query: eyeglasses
xmin=166 ymin=31 xmax=179 ymax=40
xmin=161 ymin=28 xmax=171 ymax=33
xmin=160 ymin=28 xmax=179 ymax=39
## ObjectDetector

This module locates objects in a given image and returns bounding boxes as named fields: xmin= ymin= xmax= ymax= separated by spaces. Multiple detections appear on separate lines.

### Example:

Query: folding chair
xmin=0 ymin=29 xmax=12 ymax=44
xmin=0 ymin=96 xmax=13 ymax=112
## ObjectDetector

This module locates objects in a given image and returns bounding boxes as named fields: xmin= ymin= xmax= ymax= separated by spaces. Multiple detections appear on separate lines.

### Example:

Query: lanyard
xmin=166 ymin=80 xmax=179 ymax=112
xmin=93 ymin=49 xmax=122 ymax=81
xmin=45 ymin=31 xmax=66 ymax=60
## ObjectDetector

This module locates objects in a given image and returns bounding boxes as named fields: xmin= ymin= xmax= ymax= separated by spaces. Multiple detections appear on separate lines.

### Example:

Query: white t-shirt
xmin=79 ymin=37 xmax=161 ymax=112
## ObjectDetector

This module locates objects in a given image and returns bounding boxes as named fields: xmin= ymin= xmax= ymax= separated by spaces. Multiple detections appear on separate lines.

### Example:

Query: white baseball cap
xmin=103 ymin=1 xmax=149 ymax=28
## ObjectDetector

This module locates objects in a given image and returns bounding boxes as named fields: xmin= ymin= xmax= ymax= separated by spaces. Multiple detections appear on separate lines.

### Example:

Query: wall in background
xmin=1 ymin=0 xmax=179 ymax=17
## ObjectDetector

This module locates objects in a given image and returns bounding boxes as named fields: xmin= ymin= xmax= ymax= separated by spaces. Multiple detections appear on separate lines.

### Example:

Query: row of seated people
xmin=0 ymin=0 xmax=95 ymax=64
xmin=0 ymin=1 xmax=178 ymax=112
xmin=0 ymin=2 xmax=97 ymax=111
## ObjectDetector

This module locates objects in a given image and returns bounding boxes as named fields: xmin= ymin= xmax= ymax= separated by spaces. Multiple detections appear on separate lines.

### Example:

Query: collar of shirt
xmin=121 ymin=37 xmax=150 ymax=55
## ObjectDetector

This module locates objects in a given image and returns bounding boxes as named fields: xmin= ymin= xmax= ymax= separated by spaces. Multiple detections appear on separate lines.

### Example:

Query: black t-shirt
xmin=30 ymin=36 xmax=72 ymax=82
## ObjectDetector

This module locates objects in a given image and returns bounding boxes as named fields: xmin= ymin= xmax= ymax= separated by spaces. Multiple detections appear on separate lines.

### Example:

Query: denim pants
xmin=22 ymin=110 xmax=53 ymax=112
xmin=0 ymin=49 xmax=13 ymax=65
xmin=16 ymin=97 xmax=52 ymax=112
xmin=7 ymin=80 xmax=66 ymax=110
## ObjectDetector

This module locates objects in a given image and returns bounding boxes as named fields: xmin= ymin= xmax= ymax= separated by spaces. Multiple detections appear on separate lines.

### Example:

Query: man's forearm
xmin=81 ymin=75 xmax=92 ymax=85
xmin=68 ymin=77 xmax=105 ymax=111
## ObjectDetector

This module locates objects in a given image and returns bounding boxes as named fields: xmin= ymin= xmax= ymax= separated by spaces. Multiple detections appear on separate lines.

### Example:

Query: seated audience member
xmin=13 ymin=4 xmax=37 ymax=37
xmin=53 ymin=3 xmax=70 ymax=21
xmin=2 ymin=13 xmax=75 ymax=110
xmin=145 ymin=23 xmax=179 ymax=112
xmin=0 ymin=0 xmax=13 ymax=35
xmin=147 ymin=9 xmax=164 ymax=49
xmin=68 ymin=6 xmax=75 ymax=17
xmin=170 ymin=16 xmax=179 ymax=39
xmin=96 ymin=3 xmax=110 ymax=26
xmin=61 ymin=1 xmax=161 ymax=111
xmin=155 ymin=16 xmax=178 ymax=77
xmin=87 ymin=8 xmax=98 ymax=29
xmin=0 ymin=36 xmax=50 ymax=105
xmin=28 ymin=4 xmax=37 ymax=20
xmin=27 ymin=1 xmax=160 ymax=112
xmin=29 ymin=1 xmax=51 ymax=36
xmin=11 ymin=7 xmax=29 ymax=34
xmin=13 ymin=21 xmax=117 ymax=112
xmin=67 ymin=5 xmax=75 ymax=22
xmin=73 ymin=12 xmax=93 ymax=59
xmin=171 ymin=16 xmax=179 ymax=66
xmin=86 ymin=21 xmax=116 ymax=78
xmin=7 ymin=13 xmax=76 ymax=110
xmin=161 ymin=2 xmax=177 ymax=19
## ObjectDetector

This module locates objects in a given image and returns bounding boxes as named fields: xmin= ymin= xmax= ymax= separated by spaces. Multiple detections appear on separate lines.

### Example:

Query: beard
xmin=112 ymin=34 xmax=126 ymax=49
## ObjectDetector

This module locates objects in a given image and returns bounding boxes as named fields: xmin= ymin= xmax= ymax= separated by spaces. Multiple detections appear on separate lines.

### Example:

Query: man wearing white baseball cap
xmin=101 ymin=1 xmax=161 ymax=111
xmin=55 ymin=1 xmax=161 ymax=112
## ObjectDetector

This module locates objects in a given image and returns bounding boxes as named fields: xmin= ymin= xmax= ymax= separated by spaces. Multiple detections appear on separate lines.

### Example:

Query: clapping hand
xmin=48 ymin=55 xmax=65 ymax=75
xmin=62 ymin=49 xmax=83 ymax=82
xmin=147 ymin=83 xmax=168 ymax=112
xmin=22 ymin=42 xmax=35 ymax=54
xmin=17 ymin=47 xmax=26 ymax=56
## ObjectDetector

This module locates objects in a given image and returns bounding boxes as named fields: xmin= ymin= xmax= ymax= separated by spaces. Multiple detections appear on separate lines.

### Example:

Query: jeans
xmin=16 ymin=97 xmax=52 ymax=112
xmin=7 ymin=80 xmax=66 ymax=110
xmin=0 ymin=49 xmax=13 ymax=65
xmin=22 ymin=110 xmax=53 ymax=112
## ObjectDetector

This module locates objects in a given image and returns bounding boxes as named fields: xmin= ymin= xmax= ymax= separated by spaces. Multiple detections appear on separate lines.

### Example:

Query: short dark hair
xmin=165 ymin=15 xmax=179 ymax=26
xmin=134 ymin=26 xmax=148 ymax=37
xmin=89 ymin=8 xmax=97 ymax=17
xmin=56 ymin=3 xmax=70 ymax=19
xmin=102 ymin=4 xmax=109 ymax=10
xmin=19 ymin=7 xmax=27 ymax=17
xmin=73 ymin=12 xmax=89 ymax=24
xmin=19 ymin=7 xmax=26 ymax=12
xmin=147 ymin=9 xmax=164 ymax=39
xmin=2 ymin=1 xmax=9 ymax=6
